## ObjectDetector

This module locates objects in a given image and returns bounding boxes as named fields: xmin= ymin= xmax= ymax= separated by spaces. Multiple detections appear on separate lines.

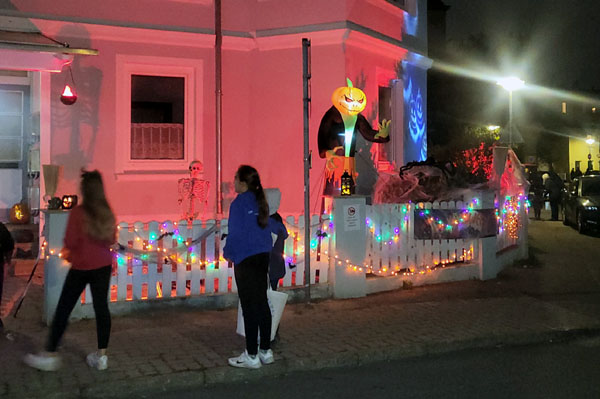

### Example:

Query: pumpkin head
xmin=10 ymin=203 xmax=31 ymax=224
xmin=331 ymin=78 xmax=367 ymax=116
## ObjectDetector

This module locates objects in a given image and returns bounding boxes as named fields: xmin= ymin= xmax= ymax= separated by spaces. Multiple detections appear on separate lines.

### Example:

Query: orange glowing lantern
xmin=61 ymin=195 xmax=78 ymax=209
xmin=60 ymin=65 xmax=78 ymax=105
xmin=9 ymin=203 xmax=31 ymax=224
xmin=340 ymin=171 xmax=354 ymax=196
xmin=60 ymin=84 xmax=77 ymax=105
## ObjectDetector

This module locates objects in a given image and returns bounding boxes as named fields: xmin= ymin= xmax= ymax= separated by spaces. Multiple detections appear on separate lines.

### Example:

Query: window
xmin=130 ymin=75 xmax=185 ymax=160
xmin=0 ymin=89 xmax=23 ymax=163
xmin=115 ymin=55 xmax=202 ymax=174
xmin=376 ymin=85 xmax=392 ymax=169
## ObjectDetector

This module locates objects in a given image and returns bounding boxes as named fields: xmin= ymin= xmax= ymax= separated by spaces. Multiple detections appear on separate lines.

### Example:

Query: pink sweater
xmin=63 ymin=206 xmax=114 ymax=270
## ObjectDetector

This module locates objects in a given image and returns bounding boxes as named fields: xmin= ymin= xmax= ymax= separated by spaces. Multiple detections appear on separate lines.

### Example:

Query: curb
xmin=71 ymin=326 xmax=600 ymax=399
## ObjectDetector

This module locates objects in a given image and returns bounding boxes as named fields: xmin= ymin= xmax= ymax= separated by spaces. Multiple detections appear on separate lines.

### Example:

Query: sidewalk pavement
xmin=1 ymin=245 xmax=600 ymax=398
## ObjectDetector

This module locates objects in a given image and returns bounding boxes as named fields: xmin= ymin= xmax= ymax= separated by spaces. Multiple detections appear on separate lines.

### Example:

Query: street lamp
xmin=586 ymin=135 xmax=595 ymax=171
xmin=497 ymin=77 xmax=525 ymax=147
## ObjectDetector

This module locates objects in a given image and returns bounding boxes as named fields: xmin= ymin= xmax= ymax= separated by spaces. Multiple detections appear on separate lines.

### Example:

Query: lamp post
xmin=496 ymin=77 xmax=525 ymax=147
xmin=586 ymin=135 xmax=595 ymax=172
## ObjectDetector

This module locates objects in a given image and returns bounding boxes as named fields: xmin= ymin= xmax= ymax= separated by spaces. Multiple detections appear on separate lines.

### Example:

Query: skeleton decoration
xmin=178 ymin=160 xmax=210 ymax=223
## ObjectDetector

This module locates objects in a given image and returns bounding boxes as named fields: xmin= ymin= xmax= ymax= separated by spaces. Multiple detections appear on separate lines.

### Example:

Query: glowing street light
xmin=585 ymin=135 xmax=595 ymax=146
xmin=497 ymin=76 xmax=525 ymax=147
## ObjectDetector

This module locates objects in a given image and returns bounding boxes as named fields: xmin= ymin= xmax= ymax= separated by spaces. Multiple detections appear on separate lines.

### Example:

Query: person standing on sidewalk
xmin=544 ymin=167 xmax=564 ymax=221
xmin=0 ymin=221 xmax=15 ymax=332
xmin=25 ymin=170 xmax=116 ymax=372
xmin=224 ymin=165 xmax=274 ymax=369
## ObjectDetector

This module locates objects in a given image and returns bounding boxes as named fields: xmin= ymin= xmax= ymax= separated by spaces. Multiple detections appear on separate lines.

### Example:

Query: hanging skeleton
xmin=178 ymin=161 xmax=210 ymax=223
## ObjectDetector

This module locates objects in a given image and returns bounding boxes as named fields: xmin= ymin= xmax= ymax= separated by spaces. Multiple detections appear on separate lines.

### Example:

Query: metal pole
xmin=508 ymin=90 xmax=513 ymax=148
xmin=302 ymin=38 xmax=311 ymax=302
xmin=215 ymin=0 xmax=223 ymax=217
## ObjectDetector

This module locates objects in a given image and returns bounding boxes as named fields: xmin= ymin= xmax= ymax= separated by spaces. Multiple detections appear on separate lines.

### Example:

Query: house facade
xmin=0 ymin=0 xmax=430 ymax=223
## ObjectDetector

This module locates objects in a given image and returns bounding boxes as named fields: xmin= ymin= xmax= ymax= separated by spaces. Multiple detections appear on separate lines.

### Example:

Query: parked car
xmin=563 ymin=174 xmax=600 ymax=233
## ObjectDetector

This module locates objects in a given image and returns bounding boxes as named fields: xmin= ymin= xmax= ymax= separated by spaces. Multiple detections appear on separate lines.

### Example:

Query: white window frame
xmin=0 ymin=88 xmax=24 ymax=163
xmin=115 ymin=55 xmax=202 ymax=174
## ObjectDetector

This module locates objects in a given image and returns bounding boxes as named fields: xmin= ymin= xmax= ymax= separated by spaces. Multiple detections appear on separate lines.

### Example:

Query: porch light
xmin=60 ymin=66 xmax=78 ymax=105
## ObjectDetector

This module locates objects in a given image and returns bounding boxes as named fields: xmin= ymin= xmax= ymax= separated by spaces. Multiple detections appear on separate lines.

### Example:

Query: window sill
xmin=114 ymin=170 xmax=192 ymax=182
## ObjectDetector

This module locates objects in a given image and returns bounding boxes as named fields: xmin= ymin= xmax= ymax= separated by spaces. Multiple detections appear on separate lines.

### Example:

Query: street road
xmin=146 ymin=336 xmax=600 ymax=399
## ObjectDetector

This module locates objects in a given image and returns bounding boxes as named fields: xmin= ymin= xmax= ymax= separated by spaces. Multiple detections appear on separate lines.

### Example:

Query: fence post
xmin=42 ymin=210 xmax=71 ymax=324
xmin=330 ymin=196 xmax=367 ymax=298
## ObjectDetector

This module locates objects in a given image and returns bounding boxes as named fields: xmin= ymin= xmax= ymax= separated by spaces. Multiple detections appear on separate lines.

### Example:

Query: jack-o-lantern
xmin=331 ymin=78 xmax=367 ymax=116
xmin=62 ymin=195 xmax=78 ymax=209
xmin=10 ymin=203 xmax=31 ymax=224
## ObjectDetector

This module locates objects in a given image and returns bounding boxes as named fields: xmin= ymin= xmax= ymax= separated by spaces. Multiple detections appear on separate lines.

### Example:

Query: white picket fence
xmin=75 ymin=216 xmax=331 ymax=306
xmin=364 ymin=199 xmax=480 ymax=276
xmin=42 ymin=192 xmax=528 ymax=320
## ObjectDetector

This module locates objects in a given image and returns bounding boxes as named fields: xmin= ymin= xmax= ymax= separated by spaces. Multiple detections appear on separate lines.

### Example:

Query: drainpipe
xmin=302 ymin=38 xmax=311 ymax=302
xmin=215 ymin=0 xmax=223 ymax=217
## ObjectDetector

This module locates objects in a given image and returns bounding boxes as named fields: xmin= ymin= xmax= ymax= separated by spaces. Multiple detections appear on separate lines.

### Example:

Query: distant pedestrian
xmin=0 ymin=221 xmax=15 ymax=332
xmin=224 ymin=165 xmax=274 ymax=369
xmin=25 ymin=170 xmax=116 ymax=371
xmin=529 ymin=171 xmax=544 ymax=220
xmin=544 ymin=168 xmax=563 ymax=221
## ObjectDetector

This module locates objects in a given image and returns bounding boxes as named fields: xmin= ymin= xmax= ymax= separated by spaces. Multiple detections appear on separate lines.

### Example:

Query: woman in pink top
xmin=25 ymin=170 xmax=116 ymax=371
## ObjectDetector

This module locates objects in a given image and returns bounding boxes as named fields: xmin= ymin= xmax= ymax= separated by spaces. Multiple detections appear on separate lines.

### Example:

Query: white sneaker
xmin=86 ymin=352 xmax=108 ymax=371
xmin=258 ymin=349 xmax=274 ymax=365
xmin=228 ymin=350 xmax=261 ymax=369
xmin=24 ymin=352 xmax=61 ymax=372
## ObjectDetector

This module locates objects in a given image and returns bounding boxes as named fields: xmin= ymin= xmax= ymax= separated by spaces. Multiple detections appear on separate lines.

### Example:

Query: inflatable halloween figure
xmin=318 ymin=78 xmax=390 ymax=196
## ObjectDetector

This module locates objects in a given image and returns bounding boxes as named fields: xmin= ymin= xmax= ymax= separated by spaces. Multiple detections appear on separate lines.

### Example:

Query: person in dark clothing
xmin=224 ymin=165 xmax=274 ymax=369
xmin=529 ymin=171 xmax=544 ymax=220
xmin=0 ymin=221 xmax=15 ymax=332
xmin=264 ymin=189 xmax=289 ymax=291
xmin=544 ymin=169 xmax=564 ymax=221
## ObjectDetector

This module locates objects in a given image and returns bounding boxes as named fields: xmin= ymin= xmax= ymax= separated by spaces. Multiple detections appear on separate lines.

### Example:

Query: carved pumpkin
xmin=331 ymin=78 xmax=367 ymax=116
xmin=62 ymin=195 xmax=78 ymax=209
xmin=10 ymin=203 xmax=30 ymax=224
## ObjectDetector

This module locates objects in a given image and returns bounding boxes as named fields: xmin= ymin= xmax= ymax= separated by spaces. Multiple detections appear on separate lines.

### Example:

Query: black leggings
xmin=235 ymin=253 xmax=271 ymax=355
xmin=47 ymin=265 xmax=112 ymax=352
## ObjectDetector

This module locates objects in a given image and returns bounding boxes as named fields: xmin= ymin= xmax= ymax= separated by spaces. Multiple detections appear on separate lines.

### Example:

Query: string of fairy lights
xmin=42 ymin=194 xmax=527 ymax=280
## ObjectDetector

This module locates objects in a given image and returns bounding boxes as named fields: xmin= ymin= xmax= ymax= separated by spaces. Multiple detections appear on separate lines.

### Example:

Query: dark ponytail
xmin=236 ymin=165 xmax=269 ymax=228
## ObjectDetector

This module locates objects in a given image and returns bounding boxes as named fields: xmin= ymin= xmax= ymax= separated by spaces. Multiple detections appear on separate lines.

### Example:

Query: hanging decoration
xmin=178 ymin=160 xmax=210 ymax=223
xmin=60 ymin=66 xmax=78 ymax=105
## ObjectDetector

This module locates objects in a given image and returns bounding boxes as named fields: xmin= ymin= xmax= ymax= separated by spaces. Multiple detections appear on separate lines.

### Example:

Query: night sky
xmin=443 ymin=0 xmax=600 ymax=92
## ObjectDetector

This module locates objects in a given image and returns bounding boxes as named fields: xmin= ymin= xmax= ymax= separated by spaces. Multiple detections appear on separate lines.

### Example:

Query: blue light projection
xmin=403 ymin=63 xmax=427 ymax=162
xmin=403 ymin=9 xmax=418 ymax=36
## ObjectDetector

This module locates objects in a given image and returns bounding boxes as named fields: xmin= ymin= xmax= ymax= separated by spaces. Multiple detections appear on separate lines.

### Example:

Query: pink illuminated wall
xmin=2 ymin=0 xmax=427 ymax=220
